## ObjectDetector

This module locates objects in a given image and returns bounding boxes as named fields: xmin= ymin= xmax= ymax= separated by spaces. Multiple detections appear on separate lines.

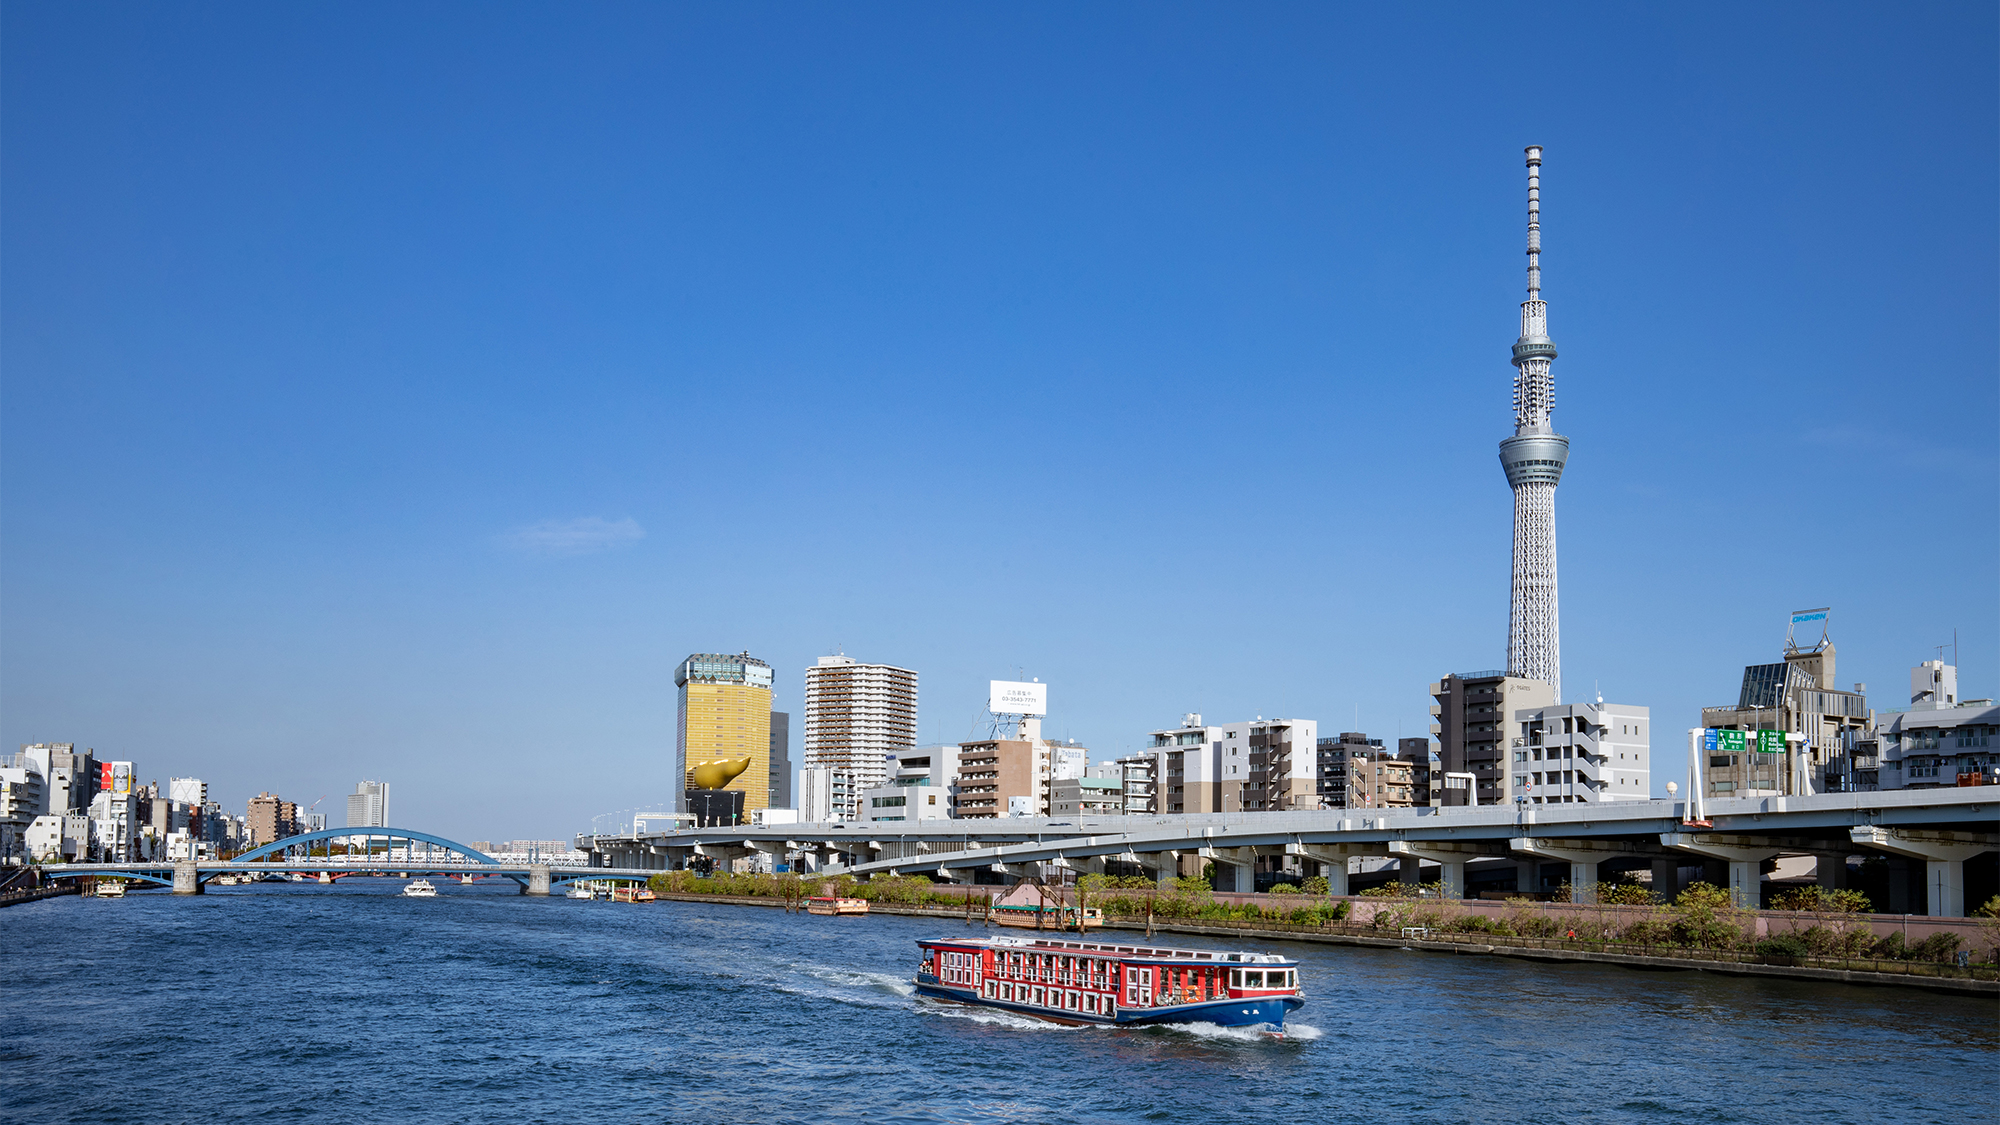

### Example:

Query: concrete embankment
xmin=0 ymin=884 xmax=82 ymax=909
xmin=644 ymin=891 xmax=1999 ymax=997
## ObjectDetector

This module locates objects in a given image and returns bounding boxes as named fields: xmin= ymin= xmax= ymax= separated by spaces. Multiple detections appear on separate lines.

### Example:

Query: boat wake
xmin=1148 ymin=1020 xmax=1324 ymax=1043
xmin=915 ymin=999 xmax=1088 ymax=1033
xmin=768 ymin=964 xmax=916 ymax=1010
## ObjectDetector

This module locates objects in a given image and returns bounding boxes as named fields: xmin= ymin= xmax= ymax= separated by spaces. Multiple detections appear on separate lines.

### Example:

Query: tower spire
xmin=1525 ymin=145 xmax=1542 ymax=300
xmin=1500 ymin=144 xmax=1567 ymax=701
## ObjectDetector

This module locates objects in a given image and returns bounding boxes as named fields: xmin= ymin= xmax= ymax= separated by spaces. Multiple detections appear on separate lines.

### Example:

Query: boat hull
xmin=913 ymin=979 xmax=1302 ymax=1030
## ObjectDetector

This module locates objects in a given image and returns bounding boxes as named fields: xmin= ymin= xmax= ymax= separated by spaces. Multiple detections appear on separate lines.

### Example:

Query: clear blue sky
xmin=4 ymin=4 xmax=1994 ymax=840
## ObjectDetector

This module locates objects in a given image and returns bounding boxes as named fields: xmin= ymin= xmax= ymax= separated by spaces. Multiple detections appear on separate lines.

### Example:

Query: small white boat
xmin=567 ymin=884 xmax=596 ymax=900
xmin=401 ymin=879 xmax=439 ymax=897
xmin=95 ymin=881 xmax=128 ymax=898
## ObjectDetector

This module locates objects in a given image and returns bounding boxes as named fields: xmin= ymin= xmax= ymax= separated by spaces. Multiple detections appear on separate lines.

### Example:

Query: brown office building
xmin=1431 ymin=671 xmax=1555 ymax=806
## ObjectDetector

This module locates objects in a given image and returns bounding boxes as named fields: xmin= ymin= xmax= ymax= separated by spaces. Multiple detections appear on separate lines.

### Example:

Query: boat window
xmin=1244 ymin=971 xmax=1264 ymax=988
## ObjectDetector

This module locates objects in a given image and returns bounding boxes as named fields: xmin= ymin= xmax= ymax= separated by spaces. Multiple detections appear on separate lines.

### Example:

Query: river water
xmin=3 ymin=881 xmax=1993 ymax=1124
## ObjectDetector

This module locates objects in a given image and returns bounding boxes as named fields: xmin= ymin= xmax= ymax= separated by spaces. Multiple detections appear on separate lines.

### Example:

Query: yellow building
xmin=676 ymin=652 xmax=775 ymax=814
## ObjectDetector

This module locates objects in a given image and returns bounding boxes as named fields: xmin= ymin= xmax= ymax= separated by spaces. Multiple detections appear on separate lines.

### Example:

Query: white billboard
xmin=989 ymin=680 xmax=1048 ymax=716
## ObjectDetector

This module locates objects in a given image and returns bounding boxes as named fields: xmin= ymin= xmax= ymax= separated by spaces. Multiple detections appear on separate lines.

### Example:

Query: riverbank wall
xmin=644 ymin=890 xmax=1999 ymax=997
xmin=0 ymin=883 xmax=81 ymax=909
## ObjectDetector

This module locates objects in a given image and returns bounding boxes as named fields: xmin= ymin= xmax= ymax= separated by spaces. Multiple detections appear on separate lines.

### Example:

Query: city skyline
xmin=2 ymin=6 xmax=1993 ymax=839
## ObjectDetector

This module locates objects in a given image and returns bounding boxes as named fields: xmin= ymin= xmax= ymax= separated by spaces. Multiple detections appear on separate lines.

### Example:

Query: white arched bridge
xmin=38 ymin=826 xmax=658 ymax=895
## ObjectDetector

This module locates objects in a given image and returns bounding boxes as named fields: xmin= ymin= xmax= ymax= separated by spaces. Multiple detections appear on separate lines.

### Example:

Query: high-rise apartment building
xmin=769 ymin=712 xmax=793 ymax=808
xmin=22 ymin=744 xmax=97 ymax=814
xmin=1316 ymin=733 xmax=1432 ymax=809
xmin=246 ymin=792 xmax=300 ymax=847
xmin=347 ymin=780 xmax=390 ymax=828
xmin=802 ymin=655 xmax=917 ymax=821
xmin=1143 ymin=714 xmax=1320 ymax=813
xmin=676 ymin=652 xmax=776 ymax=814
xmin=1432 ymin=672 xmax=1557 ymax=806
xmin=0 ymin=753 xmax=46 ymax=860
xmin=1115 ymin=753 xmax=1158 ymax=815
xmin=952 ymin=738 xmax=1049 ymax=818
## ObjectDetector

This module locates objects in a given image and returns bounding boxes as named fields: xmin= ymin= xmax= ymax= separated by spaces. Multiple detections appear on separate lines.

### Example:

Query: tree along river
xmin=2 ymin=880 xmax=1992 ymax=1125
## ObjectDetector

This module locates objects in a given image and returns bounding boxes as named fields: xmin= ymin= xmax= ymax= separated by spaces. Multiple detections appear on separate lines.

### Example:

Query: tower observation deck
xmin=1500 ymin=145 xmax=1566 ymax=700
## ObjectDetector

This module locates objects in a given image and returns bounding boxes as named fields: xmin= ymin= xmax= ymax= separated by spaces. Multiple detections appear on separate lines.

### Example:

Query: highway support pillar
xmin=1849 ymin=827 xmax=1998 ymax=917
xmin=1660 ymin=833 xmax=1780 ymax=910
xmin=1813 ymin=852 xmax=1848 ymax=892
xmin=1388 ymin=841 xmax=1507 ymax=900
xmin=1124 ymin=849 xmax=1179 ymax=889
xmin=1516 ymin=859 xmax=1541 ymax=895
xmin=1512 ymin=838 xmax=1657 ymax=904
xmin=173 ymin=861 xmax=202 ymax=895
xmin=1286 ymin=843 xmax=1384 ymax=897
xmin=1651 ymin=857 xmax=1682 ymax=900
xmin=526 ymin=864 xmax=551 ymax=896
xmin=1199 ymin=846 xmax=1254 ymax=893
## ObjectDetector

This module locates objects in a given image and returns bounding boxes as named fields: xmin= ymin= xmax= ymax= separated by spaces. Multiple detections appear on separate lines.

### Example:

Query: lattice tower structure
xmin=1499 ymin=145 xmax=1568 ymax=701
xmin=802 ymin=656 xmax=919 ymax=819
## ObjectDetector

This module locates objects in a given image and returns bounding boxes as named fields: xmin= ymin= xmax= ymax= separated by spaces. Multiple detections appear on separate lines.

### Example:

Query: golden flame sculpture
xmin=690 ymin=756 xmax=751 ymax=790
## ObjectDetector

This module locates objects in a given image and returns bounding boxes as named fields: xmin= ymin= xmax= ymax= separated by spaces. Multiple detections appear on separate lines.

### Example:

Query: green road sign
xmin=1756 ymin=730 xmax=1786 ymax=753
xmin=1715 ymin=730 xmax=1746 ymax=753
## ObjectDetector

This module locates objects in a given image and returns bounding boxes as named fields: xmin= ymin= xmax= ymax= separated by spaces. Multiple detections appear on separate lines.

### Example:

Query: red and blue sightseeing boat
xmin=914 ymin=934 xmax=1305 ymax=1033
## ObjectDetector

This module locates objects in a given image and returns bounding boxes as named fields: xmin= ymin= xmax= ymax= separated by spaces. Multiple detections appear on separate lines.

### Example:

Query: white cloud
xmin=500 ymin=516 xmax=645 ymax=557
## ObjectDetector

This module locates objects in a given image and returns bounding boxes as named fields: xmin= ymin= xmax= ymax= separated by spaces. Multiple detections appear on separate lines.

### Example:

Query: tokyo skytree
xmin=1500 ymin=145 xmax=1566 ymax=701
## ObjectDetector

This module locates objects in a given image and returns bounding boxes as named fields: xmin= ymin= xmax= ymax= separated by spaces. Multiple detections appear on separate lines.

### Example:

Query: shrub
xmin=1912 ymin=932 xmax=1963 ymax=963
xmin=1301 ymin=875 xmax=1331 ymax=895
xmin=1670 ymin=883 xmax=1744 ymax=949
xmin=1268 ymin=883 xmax=1301 ymax=895
xmin=1596 ymin=882 xmax=1659 ymax=906
xmin=1771 ymin=887 xmax=1873 ymax=914
xmin=1360 ymin=880 xmax=1442 ymax=900
xmin=1754 ymin=934 xmax=1810 ymax=961
xmin=1869 ymin=932 xmax=1906 ymax=960
xmin=1620 ymin=919 xmax=1672 ymax=946
xmin=1974 ymin=894 xmax=2000 ymax=919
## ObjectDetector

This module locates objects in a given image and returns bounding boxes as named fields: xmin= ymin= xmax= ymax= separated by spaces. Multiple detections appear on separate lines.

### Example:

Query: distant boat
xmin=807 ymin=896 xmax=869 ymax=916
xmin=94 ymin=881 xmax=128 ymax=898
xmin=989 ymin=883 xmax=1101 ymax=931
xmin=401 ymin=879 xmax=439 ymax=897
xmin=567 ymin=884 xmax=596 ymax=900
xmin=611 ymin=886 xmax=657 ymax=903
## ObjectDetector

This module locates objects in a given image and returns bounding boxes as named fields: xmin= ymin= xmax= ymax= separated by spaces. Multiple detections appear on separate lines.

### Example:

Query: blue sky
xmin=4 ymin=4 xmax=1994 ymax=840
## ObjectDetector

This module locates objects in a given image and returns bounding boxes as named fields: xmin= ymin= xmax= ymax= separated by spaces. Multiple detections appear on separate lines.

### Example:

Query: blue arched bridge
xmin=36 ymin=826 xmax=656 ymax=895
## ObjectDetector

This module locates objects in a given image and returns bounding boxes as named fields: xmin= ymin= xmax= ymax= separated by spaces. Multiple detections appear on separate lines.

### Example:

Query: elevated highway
xmin=580 ymin=789 xmax=1999 ymax=914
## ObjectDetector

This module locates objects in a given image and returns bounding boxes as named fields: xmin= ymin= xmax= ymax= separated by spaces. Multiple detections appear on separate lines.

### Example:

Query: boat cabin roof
xmin=920 ymin=935 xmax=1293 ymax=966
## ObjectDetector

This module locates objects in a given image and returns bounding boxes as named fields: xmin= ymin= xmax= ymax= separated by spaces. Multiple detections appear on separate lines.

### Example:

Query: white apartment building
xmin=1508 ymin=701 xmax=1651 ymax=803
xmin=1870 ymin=661 xmax=1998 ymax=791
xmin=861 ymin=744 xmax=958 ymax=823
xmin=803 ymin=655 xmax=918 ymax=821
xmin=0 ymin=756 xmax=45 ymax=860
xmin=347 ymin=780 xmax=390 ymax=828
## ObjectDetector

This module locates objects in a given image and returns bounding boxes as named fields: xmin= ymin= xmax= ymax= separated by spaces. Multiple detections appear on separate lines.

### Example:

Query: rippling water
xmin=3 ymin=881 xmax=1993 ymax=1124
